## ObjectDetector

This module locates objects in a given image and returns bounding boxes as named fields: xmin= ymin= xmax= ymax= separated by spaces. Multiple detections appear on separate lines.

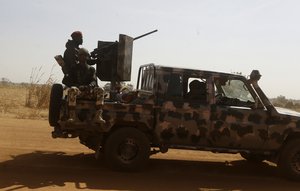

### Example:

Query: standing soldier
xmin=62 ymin=31 xmax=83 ymax=86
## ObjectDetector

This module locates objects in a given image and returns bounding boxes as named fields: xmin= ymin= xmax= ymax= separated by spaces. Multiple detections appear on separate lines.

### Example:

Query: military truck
xmin=50 ymin=32 xmax=300 ymax=180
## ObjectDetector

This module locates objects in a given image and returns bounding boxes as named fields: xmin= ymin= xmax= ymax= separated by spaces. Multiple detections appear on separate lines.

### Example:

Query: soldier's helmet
xmin=71 ymin=31 xmax=83 ymax=45
xmin=71 ymin=31 xmax=83 ymax=39
xmin=78 ymin=48 xmax=90 ymax=58
xmin=189 ymin=80 xmax=201 ymax=90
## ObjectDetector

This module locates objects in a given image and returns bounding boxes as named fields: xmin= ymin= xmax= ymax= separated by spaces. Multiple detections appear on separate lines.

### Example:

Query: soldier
xmin=186 ymin=80 xmax=207 ymax=102
xmin=67 ymin=48 xmax=105 ymax=124
xmin=62 ymin=31 xmax=83 ymax=86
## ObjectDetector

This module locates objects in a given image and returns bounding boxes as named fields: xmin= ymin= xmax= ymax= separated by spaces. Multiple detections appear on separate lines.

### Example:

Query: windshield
xmin=214 ymin=77 xmax=256 ymax=108
xmin=222 ymin=79 xmax=254 ymax=102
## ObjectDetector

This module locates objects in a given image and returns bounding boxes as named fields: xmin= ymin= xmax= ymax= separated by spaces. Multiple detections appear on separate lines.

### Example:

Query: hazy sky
xmin=1 ymin=0 xmax=300 ymax=99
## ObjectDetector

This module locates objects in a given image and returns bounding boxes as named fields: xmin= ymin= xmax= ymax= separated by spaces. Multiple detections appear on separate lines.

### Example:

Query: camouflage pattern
xmin=100 ymin=64 xmax=300 ymax=153
xmin=53 ymin=64 xmax=300 ymax=156
xmin=67 ymin=86 xmax=104 ymax=107
xmin=94 ymin=87 xmax=104 ymax=107
xmin=67 ymin=87 xmax=80 ymax=107
xmin=58 ymin=86 xmax=105 ymax=132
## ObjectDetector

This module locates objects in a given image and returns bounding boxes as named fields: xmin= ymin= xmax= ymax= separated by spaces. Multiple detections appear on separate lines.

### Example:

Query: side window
xmin=166 ymin=74 xmax=183 ymax=98
xmin=185 ymin=77 xmax=207 ymax=103
xmin=214 ymin=77 xmax=255 ymax=107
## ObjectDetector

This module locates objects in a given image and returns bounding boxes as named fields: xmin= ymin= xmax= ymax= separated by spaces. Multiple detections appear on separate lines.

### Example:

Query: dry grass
xmin=0 ymin=66 xmax=55 ymax=120
xmin=0 ymin=84 xmax=48 ymax=120
xmin=25 ymin=66 xmax=55 ymax=109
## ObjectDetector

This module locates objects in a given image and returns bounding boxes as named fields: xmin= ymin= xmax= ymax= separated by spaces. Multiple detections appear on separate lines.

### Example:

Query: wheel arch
xmin=274 ymin=131 xmax=300 ymax=163
xmin=103 ymin=121 xmax=153 ymax=144
xmin=281 ymin=131 xmax=300 ymax=149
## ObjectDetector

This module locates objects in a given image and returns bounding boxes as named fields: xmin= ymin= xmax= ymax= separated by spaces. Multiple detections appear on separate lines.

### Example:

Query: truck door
xmin=210 ymin=76 xmax=268 ymax=149
xmin=155 ymin=73 xmax=211 ymax=146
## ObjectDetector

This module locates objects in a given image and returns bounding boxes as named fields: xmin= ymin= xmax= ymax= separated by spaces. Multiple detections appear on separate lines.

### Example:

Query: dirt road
xmin=1 ymin=117 xmax=300 ymax=191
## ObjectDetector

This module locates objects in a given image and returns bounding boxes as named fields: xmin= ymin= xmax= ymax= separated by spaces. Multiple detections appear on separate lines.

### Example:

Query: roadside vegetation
xmin=0 ymin=66 xmax=54 ymax=120
xmin=270 ymin=96 xmax=300 ymax=112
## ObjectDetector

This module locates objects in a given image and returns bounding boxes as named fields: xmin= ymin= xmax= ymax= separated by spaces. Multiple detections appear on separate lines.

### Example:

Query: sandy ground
xmin=1 ymin=117 xmax=300 ymax=191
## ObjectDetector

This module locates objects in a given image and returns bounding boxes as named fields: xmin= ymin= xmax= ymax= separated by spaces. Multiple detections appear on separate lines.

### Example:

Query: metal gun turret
xmin=91 ymin=30 xmax=158 ymax=82
xmin=91 ymin=29 xmax=157 ymax=101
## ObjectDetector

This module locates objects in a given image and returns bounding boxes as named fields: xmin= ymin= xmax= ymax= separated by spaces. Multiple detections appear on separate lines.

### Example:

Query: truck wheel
xmin=49 ymin=84 xmax=63 ymax=126
xmin=240 ymin=152 xmax=265 ymax=163
xmin=278 ymin=139 xmax=300 ymax=181
xmin=104 ymin=127 xmax=150 ymax=171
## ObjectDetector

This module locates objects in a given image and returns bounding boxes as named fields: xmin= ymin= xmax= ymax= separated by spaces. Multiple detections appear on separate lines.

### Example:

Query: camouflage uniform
xmin=67 ymin=86 xmax=105 ymax=123
xmin=67 ymin=48 xmax=105 ymax=124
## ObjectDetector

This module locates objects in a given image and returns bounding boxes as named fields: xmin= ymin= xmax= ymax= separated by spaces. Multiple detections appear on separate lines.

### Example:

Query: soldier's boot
xmin=67 ymin=109 xmax=76 ymax=123
xmin=94 ymin=109 xmax=105 ymax=124
xmin=67 ymin=87 xmax=79 ymax=123
xmin=93 ymin=87 xmax=105 ymax=124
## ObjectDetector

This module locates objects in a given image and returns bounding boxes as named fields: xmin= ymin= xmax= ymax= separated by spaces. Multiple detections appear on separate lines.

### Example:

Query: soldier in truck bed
xmin=66 ymin=48 xmax=105 ymax=124
xmin=64 ymin=47 xmax=97 ymax=88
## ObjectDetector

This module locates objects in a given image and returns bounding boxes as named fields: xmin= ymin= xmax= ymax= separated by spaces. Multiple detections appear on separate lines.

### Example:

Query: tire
xmin=278 ymin=139 xmax=300 ymax=181
xmin=104 ymin=127 xmax=150 ymax=171
xmin=49 ymin=84 xmax=63 ymax=126
xmin=240 ymin=152 xmax=265 ymax=163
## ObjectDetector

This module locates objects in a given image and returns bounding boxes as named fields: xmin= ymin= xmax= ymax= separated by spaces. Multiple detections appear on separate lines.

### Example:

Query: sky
xmin=0 ymin=0 xmax=300 ymax=99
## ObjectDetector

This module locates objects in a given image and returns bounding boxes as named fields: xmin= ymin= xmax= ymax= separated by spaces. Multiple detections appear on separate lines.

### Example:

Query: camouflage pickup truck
xmin=50 ymin=33 xmax=300 ymax=181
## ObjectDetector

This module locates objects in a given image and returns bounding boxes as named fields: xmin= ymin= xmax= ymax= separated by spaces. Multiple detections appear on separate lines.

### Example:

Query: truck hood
xmin=275 ymin=107 xmax=300 ymax=117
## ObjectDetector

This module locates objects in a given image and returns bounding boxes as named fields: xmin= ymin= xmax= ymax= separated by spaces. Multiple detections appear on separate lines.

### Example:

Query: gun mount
xmin=91 ymin=30 xmax=157 ymax=82
xmin=91 ymin=30 xmax=157 ymax=100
